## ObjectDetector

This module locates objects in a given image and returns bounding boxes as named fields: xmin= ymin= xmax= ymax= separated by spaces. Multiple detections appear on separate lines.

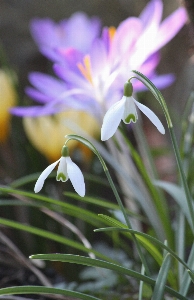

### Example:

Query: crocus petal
xmin=54 ymin=64 xmax=90 ymax=91
xmin=101 ymin=97 xmax=125 ymax=141
xmin=25 ymin=87 xmax=51 ymax=103
xmin=66 ymin=157 xmax=85 ymax=197
xmin=90 ymin=39 xmax=108 ymax=77
xmin=57 ymin=48 xmax=84 ymax=69
xmin=34 ymin=159 xmax=60 ymax=193
xmin=10 ymin=104 xmax=61 ymax=117
xmin=28 ymin=72 xmax=66 ymax=97
xmin=152 ymin=7 xmax=187 ymax=53
xmin=133 ymin=73 xmax=175 ymax=91
xmin=139 ymin=52 xmax=161 ymax=76
xmin=149 ymin=73 xmax=175 ymax=90
xmin=110 ymin=17 xmax=142 ymax=61
xmin=30 ymin=18 xmax=57 ymax=48
xmin=139 ymin=0 xmax=163 ymax=28
xmin=63 ymin=12 xmax=101 ymax=52
xmin=134 ymin=99 xmax=165 ymax=134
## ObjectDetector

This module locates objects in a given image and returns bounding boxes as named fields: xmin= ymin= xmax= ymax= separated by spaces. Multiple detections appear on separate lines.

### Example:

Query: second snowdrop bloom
xmin=101 ymin=81 xmax=165 ymax=141
xmin=34 ymin=145 xmax=85 ymax=196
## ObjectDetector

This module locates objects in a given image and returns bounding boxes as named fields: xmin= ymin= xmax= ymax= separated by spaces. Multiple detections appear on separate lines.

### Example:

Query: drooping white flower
xmin=34 ymin=146 xmax=85 ymax=196
xmin=101 ymin=81 xmax=165 ymax=141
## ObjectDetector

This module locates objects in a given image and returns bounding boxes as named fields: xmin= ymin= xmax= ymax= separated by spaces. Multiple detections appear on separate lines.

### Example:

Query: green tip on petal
xmin=56 ymin=172 xmax=67 ymax=182
xmin=61 ymin=146 xmax=69 ymax=157
xmin=123 ymin=81 xmax=133 ymax=97
xmin=125 ymin=113 xmax=137 ymax=124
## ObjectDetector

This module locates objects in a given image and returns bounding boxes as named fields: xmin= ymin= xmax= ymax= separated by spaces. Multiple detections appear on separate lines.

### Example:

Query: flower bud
xmin=123 ymin=81 xmax=133 ymax=97
xmin=61 ymin=145 xmax=69 ymax=157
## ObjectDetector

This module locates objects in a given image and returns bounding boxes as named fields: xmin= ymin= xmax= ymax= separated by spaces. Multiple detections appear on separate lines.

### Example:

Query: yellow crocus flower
xmin=0 ymin=69 xmax=17 ymax=142
xmin=23 ymin=110 xmax=99 ymax=162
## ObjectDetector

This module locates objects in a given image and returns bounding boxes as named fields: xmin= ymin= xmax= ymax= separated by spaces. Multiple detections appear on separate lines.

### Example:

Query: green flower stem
xmin=66 ymin=135 xmax=151 ymax=276
xmin=104 ymin=168 xmax=151 ymax=276
xmin=131 ymin=70 xmax=194 ymax=233
xmin=169 ymin=127 xmax=194 ymax=232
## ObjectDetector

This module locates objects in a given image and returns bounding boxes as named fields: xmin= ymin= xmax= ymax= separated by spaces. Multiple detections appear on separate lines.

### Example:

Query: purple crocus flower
xmin=11 ymin=0 xmax=187 ymax=123
xmin=30 ymin=12 xmax=101 ymax=62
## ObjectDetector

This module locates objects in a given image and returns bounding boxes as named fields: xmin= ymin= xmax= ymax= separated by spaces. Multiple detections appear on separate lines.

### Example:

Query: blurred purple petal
xmin=30 ymin=13 xmax=101 ymax=62
xmin=151 ymin=73 xmax=175 ymax=89
xmin=25 ymin=87 xmax=51 ymax=103
xmin=28 ymin=72 xmax=67 ymax=97
xmin=139 ymin=0 xmax=162 ymax=28
xmin=56 ymin=48 xmax=84 ymax=68
xmin=133 ymin=73 xmax=175 ymax=91
xmin=62 ymin=12 xmax=101 ymax=52
xmin=10 ymin=105 xmax=59 ymax=117
xmin=152 ymin=7 xmax=188 ymax=53
xmin=54 ymin=64 xmax=91 ymax=92
xmin=90 ymin=39 xmax=108 ymax=77
xmin=30 ymin=18 xmax=57 ymax=48
xmin=139 ymin=52 xmax=161 ymax=76
xmin=18 ymin=4 xmax=187 ymax=122
xmin=110 ymin=17 xmax=142 ymax=60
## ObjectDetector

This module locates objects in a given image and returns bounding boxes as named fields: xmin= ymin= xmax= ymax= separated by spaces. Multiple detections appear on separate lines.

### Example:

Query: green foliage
xmin=1 ymin=71 xmax=194 ymax=300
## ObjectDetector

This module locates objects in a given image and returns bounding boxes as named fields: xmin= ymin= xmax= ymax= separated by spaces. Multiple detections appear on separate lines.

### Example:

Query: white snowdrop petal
xmin=134 ymin=99 xmax=165 ymax=134
xmin=122 ymin=97 xmax=138 ymax=124
xmin=56 ymin=157 xmax=68 ymax=182
xmin=66 ymin=157 xmax=85 ymax=197
xmin=101 ymin=97 xmax=126 ymax=141
xmin=34 ymin=159 xmax=60 ymax=193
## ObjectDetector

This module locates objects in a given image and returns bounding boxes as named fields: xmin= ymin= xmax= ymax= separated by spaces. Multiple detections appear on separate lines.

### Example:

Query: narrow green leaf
xmin=154 ymin=180 xmax=192 ymax=227
xmin=0 ymin=186 xmax=104 ymax=227
xmin=94 ymin=226 xmax=177 ymax=286
xmin=0 ymin=217 xmax=110 ymax=261
xmin=0 ymin=286 xmax=100 ymax=300
xmin=0 ymin=200 xmax=39 ymax=207
xmin=30 ymin=254 xmax=187 ymax=300
xmin=151 ymin=254 xmax=171 ymax=300
xmin=30 ymin=253 xmax=149 ymax=281
xmin=94 ymin=227 xmax=193 ymax=274
xmin=66 ymin=135 xmax=134 ymax=231
xmin=96 ymin=216 xmax=177 ymax=287
xmin=139 ymin=265 xmax=145 ymax=300
xmin=121 ymin=134 xmax=173 ymax=245
xmin=132 ymin=70 xmax=171 ymax=127
xmin=66 ymin=136 xmax=165 ymax=239
xmin=65 ymin=192 xmax=120 ymax=210
xmin=10 ymin=173 xmax=41 ymax=188
xmin=180 ymin=92 xmax=194 ymax=174
xmin=65 ymin=192 xmax=146 ymax=222
xmin=187 ymin=270 xmax=194 ymax=283
xmin=98 ymin=214 xmax=128 ymax=228
xmin=179 ymin=243 xmax=194 ymax=296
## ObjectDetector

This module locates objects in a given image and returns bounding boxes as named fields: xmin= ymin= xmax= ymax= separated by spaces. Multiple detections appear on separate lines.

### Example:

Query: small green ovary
xmin=125 ymin=114 xmax=137 ymax=123
xmin=56 ymin=173 xmax=67 ymax=182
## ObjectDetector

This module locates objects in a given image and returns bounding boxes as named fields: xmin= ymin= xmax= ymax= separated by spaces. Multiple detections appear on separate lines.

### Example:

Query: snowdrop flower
xmin=34 ymin=145 xmax=85 ymax=196
xmin=101 ymin=81 xmax=165 ymax=141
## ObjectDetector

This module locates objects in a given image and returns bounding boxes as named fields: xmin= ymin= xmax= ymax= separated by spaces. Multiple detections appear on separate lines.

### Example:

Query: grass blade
xmin=0 ymin=286 xmax=101 ymax=300
xmin=30 ymin=253 xmax=187 ymax=300
xmin=151 ymin=254 xmax=171 ymax=300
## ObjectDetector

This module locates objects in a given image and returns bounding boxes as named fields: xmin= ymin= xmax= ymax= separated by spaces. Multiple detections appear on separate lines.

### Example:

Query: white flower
xmin=101 ymin=81 xmax=165 ymax=141
xmin=34 ymin=146 xmax=85 ymax=197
